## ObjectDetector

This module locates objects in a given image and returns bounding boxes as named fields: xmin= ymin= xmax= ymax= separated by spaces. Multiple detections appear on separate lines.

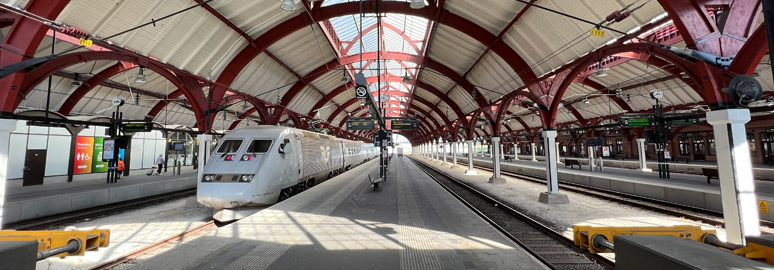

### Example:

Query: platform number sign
xmin=590 ymin=28 xmax=605 ymax=38
xmin=355 ymin=86 xmax=368 ymax=99
xmin=79 ymin=37 xmax=93 ymax=47
xmin=760 ymin=200 xmax=769 ymax=214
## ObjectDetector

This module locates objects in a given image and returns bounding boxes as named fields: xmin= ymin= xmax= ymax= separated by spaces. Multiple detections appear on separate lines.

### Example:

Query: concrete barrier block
xmin=589 ymin=177 xmax=611 ymax=189
xmin=2 ymin=202 xmax=22 ymax=224
xmin=664 ymin=188 xmax=706 ymax=209
xmin=108 ymin=185 xmax=141 ymax=203
xmin=610 ymin=180 xmax=635 ymax=194
xmin=633 ymin=183 xmax=666 ymax=200
xmin=20 ymin=195 xmax=72 ymax=220
xmin=704 ymin=193 xmax=723 ymax=212
xmin=70 ymin=190 xmax=110 ymax=210
xmin=140 ymin=181 xmax=168 ymax=197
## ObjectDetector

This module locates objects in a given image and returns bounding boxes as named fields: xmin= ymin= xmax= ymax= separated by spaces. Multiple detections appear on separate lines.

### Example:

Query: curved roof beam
xmin=58 ymin=61 xmax=138 ymax=115
xmin=212 ymin=1 xmax=537 ymax=112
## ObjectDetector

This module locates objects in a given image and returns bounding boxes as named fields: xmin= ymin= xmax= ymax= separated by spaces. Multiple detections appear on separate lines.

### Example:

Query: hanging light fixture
xmin=626 ymin=94 xmax=632 ymax=104
xmin=403 ymin=73 xmax=411 ymax=83
xmin=280 ymin=0 xmax=296 ymax=11
xmin=595 ymin=59 xmax=608 ymax=77
xmin=410 ymin=0 xmax=426 ymax=9
xmin=135 ymin=67 xmax=147 ymax=84
xmin=71 ymin=73 xmax=82 ymax=87
xmin=583 ymin=97 xmax=590 ymax=104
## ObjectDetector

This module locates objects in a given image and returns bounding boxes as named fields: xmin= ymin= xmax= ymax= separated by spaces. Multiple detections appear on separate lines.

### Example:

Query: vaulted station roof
xmin=1 ymin=0 xmax=770 ymax=143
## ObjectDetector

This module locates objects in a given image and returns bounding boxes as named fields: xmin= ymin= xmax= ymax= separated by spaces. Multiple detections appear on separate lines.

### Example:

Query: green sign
xmin=92 ymin=137 xmax=109 ymax=173
xmin=670 ymin=119 xmax=698 ymax=126
xmin=391 ymin=119 xmax=419 ymax=130
xmin=624 ymin=118 xmax=651 ymax=127
xmin=346 ymin=120 xmax=374 ymax=130
xmin=123 ymin=122 xmax=151 ymax=132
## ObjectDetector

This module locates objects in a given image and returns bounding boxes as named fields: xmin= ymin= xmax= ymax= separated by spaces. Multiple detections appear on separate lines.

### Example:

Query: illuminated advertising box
xmin=74 ymin=136 xmax=94 ymax=174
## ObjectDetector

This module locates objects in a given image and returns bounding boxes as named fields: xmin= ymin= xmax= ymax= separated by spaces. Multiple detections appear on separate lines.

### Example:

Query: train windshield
xmin=216 ymin=140 xmax=243 ymax=153
xmin=246 ymin=140 xmax=273 ymax=153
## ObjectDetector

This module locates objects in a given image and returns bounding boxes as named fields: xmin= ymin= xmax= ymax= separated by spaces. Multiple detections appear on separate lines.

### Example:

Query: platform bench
xmin=673 ymin=156 xmax=690 ymax=164
xmin=565 ymin=159 xmax=581 ymax=170
xmin=504 ymin=156 xmax=513 ymax=162
xmin=702 ymin=168 xmax=719 ymax=184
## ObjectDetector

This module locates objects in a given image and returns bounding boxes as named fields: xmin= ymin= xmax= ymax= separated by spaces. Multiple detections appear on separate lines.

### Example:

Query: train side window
xmin=217 ymin=140 xmax=243 ymax=153
xmin=247 ymin=140 xmax=273 ymax=153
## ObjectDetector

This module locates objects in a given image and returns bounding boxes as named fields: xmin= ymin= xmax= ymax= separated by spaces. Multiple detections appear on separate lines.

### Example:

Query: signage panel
xmin=102 ymin=139 xmax=115 ymax=161
xmin=74 ymin=136 xmax=94 ymax=174
xmin=670 ymin=119 xmax=698 ymax=126
xmin=346 ymin=119 xmax=375 ymax=130
xmin=391 ymin=119 xmax=419 ymax=130
xmin=123 ymin=122 xmax=151 ymax=133
xmin=92 ymin=137 xmax=109 ymax=173
xmin=623 ymin=118 xmax=651 ymax=127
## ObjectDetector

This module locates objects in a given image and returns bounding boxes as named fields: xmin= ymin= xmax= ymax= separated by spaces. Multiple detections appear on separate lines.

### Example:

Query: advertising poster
xmin=74 ymin=136 xmax=94 ymax=174
xmin=92 ymin=137 xmax=109 ymax=173
xmin=118 ymin=148 xmax=125 ymax=162
xmin=103 ymin=139 xmax=115 ymax=161
xmin=602 ymin=146 xmax=611 ymax=157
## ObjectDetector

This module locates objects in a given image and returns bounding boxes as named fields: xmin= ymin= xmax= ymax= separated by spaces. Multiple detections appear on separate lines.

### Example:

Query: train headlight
xmin=239 ymin=174 xmax=254 ymax=182
xmin=202 ymin=174 xmax=214 ymax=182
xmin=241 ymin=155 xmax=253 ymax=161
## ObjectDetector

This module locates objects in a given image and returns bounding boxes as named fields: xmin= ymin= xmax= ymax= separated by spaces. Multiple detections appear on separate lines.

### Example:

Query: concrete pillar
xmin=490 ymin=137 xmax=505 ymax=183
xmin=451 ymin=141 xmax=458 ymax=168
xmin=707 ymin=109 xmax=760 ymax=245
xmin=539 ymin=130 xmax=568 ymax=204
xmin=531 ymin=142 xmax=537 ymax=161
xmin=196 ymin=134 xmax=213 ymax=185
xmin=514 ymin=144 xmax=520 ymax=160
xmin=465 ymin=140 xmax=477 ymax=175
xmin=637 ymin=138 xmax=651 ymax=172
xmin=0 ymin=119 xmax=16 ymax=229
xmin=555 ymin=142 xmax=562 ymax=164
xmin=588 ymin=147 xmax=596 ymax=172
xmin=500 ymin=143 xmax=505 ymax=161
xmin=442 ymin=142 xmax=447 ymax=164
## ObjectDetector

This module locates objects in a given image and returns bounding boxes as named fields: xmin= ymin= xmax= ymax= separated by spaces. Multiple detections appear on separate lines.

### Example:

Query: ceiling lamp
xmin=583 ymin=97 xmax=590 ymax=104
xmin=595 ymin=67 xmax=608 ymax=77
xmin=403 ymin=74 xmax=411 ymax=83
xmin=71 ymin=73 xmax=82 ymax=87
xmin=680 ymin=71 xmax=689 ymax=79
xmin=280 ymin=0 xmax=296 ymax=11
xmin=135 ymin=67 xmax=147 ymax=84
xmin=410 ymin=0 xmax=426 ymax=9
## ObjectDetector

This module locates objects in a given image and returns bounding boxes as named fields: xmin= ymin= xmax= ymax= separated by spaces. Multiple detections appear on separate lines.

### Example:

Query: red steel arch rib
xmin=58 ymin=62 xmax=138 ymax=115
xmin=212 ymin=1 xmax=537 ymax=114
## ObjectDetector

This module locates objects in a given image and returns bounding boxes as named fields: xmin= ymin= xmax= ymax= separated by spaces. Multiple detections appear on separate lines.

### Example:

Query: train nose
xmin=197 ymin=183 xmax=252 ymax=209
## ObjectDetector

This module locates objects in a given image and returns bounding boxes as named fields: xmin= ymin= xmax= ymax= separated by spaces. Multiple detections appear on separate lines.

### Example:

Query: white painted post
xmin=452 ymin=141 xmax=458 ymax=167
xmin=490 ymin=137 xmax=505 ymax=183
xmin=637 ymin=138 xmax=652 ymax=172
xmin=707 ymin=109 xmax=760 ymax=245
xmin=556 ymin=142 xmax=562 ymax=164
xmin=442 ymin=141 xmax=447 ymax=164
xmin=514 ymin=143 xmax=520 ymax=160
xmin=465 ymin=140 xmax=477 ymax=175
xmin=531 ymin=142 xmax=537 ymax=161
xmin=0 ymin=119 xmax=17 ymax=229
xmin=539 ymin=130 xmax=568 ymax=204
xmin=588 ymin=147 xmax=595 ymax=172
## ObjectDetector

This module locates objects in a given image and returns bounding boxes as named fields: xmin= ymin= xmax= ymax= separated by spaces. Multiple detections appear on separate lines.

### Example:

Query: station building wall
xmin=6 ymin=121 xmax=167 ymax=184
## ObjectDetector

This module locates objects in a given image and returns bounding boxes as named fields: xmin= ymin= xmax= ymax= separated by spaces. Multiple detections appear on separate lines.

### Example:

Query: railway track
xmin=455 ymin=158 xmax=774 ymax=230
xmin=410 ymin=157 xmax=613 ymax=270
xmin=90 ymin=220 xmax=217 ymax=270
xmin=6 ymin=188 xmax=197 ymax=230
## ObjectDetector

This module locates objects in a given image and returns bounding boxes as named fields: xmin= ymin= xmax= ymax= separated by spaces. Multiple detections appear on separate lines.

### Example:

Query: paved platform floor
xmin=451 ymin=155 xmax=774 ymax=198
xmin=128 ymin=158 xmax=548 ymax=270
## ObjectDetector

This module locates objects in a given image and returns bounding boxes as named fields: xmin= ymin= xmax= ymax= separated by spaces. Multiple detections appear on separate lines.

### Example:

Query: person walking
xmin=156 ymin=154 xmax=165 ymax=175
xmin=116 ymin=158 xmax=125 ymax=180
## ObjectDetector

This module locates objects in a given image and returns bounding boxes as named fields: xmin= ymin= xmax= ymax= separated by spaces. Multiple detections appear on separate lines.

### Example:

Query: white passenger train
xmin=197 ymin=126 xmax=377 ymax=211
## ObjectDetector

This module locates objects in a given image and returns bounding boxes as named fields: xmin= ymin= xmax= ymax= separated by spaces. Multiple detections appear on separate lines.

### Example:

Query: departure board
xmin=346 ymin=119 xmax=375 ymax=130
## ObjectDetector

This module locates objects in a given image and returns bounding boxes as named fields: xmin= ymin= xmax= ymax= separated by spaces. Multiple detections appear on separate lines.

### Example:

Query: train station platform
xmin=3 ymin=167 xmax=197 ymax=225
xmin=127 ymin=158 xmax=549 ymax=270
xmin=447 ymin=155 xmax=774 ymax=221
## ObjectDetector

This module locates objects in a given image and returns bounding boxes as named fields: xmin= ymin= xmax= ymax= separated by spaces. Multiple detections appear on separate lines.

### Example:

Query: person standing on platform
xmin=156 ymin=154 xmax=164 ymax=175
xmin=117 ymin=158 xmax=125 ymax=180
